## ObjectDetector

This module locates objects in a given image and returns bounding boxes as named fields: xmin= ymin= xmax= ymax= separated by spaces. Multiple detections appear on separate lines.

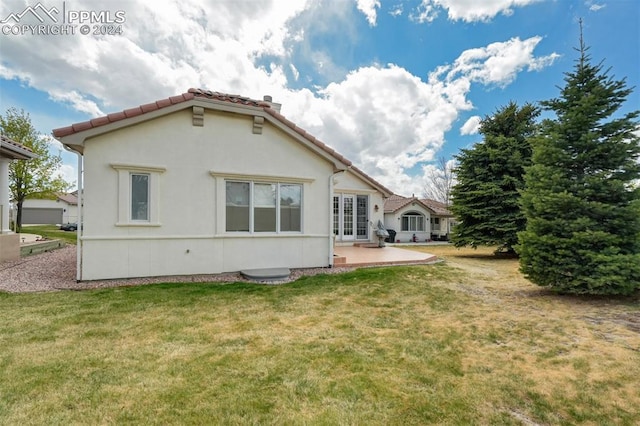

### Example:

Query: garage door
xmin=22 ymin=208 xmax=63 ymax=225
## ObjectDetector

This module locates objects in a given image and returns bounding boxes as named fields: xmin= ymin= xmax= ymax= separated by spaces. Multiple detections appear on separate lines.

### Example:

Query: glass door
xmin=342 ymin=195 xmax=354 ymax=240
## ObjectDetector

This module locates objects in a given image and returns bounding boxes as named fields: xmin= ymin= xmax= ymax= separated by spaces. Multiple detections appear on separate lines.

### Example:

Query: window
xmin=111 ymin=163 xmax=165 ymax=226
xmin=131 ymin=173 xmax=150 ymax=221
xmin=356 ymin=195 xmax=368 ymax=239
xmin=280 ymin=184 xmax=301 ymax=232
xmin=226 ymin=182 xmax=250 ymax=231
xmin=402 ymin=212 xmax=425 ymax=232
xmin=225 ymin=180 xmax=302 ymax=233
xmin=333 ymin=196 xmax=339 ymax=236
xmin=254 ymin=183 xmax=276 ymax=232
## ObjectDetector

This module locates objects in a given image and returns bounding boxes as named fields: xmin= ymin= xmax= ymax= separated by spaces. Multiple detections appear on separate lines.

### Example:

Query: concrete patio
xmin=334 ymin=244 xmax=438 ymax=267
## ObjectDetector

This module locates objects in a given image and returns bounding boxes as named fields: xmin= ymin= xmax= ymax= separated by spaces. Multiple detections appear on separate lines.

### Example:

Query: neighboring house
xmin=383 ymin=194 xmax=454 ymax=242
xmin=421 ymin=198 xmax=456 ymax=240
xmin=53 ymin=88 xmax=392 ymax=281
xmin=0 ymin=135 xmax=36 ymax=262
xmin=17 ymin=191 xmax=78 ymax=225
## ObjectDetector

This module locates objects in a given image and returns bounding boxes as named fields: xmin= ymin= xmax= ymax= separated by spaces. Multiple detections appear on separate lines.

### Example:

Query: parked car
xmin=59 ymin=223 xmax=78 ymax=231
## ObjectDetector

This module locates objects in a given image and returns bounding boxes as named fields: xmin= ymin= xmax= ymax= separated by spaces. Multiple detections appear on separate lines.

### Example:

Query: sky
xmin=0 ymin=0 xmax=638 ymax=197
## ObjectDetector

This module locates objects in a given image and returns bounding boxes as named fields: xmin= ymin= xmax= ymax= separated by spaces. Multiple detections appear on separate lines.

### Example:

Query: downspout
xmin=329 ymin=168 xmax=349 ymax=267
xmin=64 ymin=146 xmax=83 ymax=282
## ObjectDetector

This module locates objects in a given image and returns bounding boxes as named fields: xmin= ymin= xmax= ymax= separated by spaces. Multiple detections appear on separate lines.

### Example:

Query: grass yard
xmin=20 ymin=224 xmax=78 ymax=245
xmin=1 ymin=246 xmax=638 ymax=424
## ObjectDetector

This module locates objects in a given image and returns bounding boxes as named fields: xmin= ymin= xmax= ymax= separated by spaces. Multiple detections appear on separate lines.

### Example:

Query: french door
xmin=333 ymin=194 xmax=368 ymax=241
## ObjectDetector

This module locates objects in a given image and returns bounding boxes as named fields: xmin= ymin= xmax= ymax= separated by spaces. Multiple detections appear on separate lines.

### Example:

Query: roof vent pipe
xmin=263 ymin=95 xmax=282 ymax=113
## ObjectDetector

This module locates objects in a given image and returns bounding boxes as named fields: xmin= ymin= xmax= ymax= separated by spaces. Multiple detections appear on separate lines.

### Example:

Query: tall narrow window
xmin=356 ymin=195 xmax=368 ymax=239
xmin=112 ymin=164 xmax=165 ymax=226
xmin=343 ymin=196 xmax=354 ymax=237
xmin=131 ymin=173 xmax=150 ymax=221
xmin=254 ymin=183 xmax=276 ymax=232
xmin=280 ymin=184 xmax=301 ymax=232
xmin=333 ymin=196 xmax=340 ymax=236
xmin=226 ymin=181 xmax=250 ymax=231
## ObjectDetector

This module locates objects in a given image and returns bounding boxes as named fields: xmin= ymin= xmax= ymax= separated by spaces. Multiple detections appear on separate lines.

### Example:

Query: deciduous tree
xmin=0 ymin=108 xmax=71 ymax=232
xmin=423 ymin=156 xmax=456 ymax=206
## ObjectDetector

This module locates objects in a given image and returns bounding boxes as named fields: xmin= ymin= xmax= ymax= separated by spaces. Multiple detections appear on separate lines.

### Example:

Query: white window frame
xmin=225 ymin=180 xmax=303 ymax=234
xmin=333 ymin=193 xmax=369 ymax=241
xmin=111 ymin=163 xmax=165 ymax=226
xmin=402 ymin=211 xmax=425 ymax=232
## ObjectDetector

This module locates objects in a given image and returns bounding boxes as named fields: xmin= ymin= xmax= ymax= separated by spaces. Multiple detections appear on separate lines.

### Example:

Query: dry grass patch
xmin=410 ymin=245 xmax=640 ymax=423
xmin=1 ymin=248 xmax=639 ymax=424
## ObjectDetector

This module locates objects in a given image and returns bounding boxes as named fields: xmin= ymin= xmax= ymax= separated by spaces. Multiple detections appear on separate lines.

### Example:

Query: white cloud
xmin=444 ymin=37 xmax=559 ymax=87
xmin=0 ymin=0 xmax=558 ymax=197
xmin=55 ymin=164 xmax=78 ymax=187
xmin=588 ymin=2 xmax=606 ymax=12
xmin=460 ymin=116 xmax=481 ymax=135
xmin=356 ymin=0 xmax=381 ymax=26
xmin=389 ymin=4 xmax=404 ymax=17
xmin=290 ymin=64 xmax=300 ymax=81
xmin=413 ymin=0 xmax=541 ymax=23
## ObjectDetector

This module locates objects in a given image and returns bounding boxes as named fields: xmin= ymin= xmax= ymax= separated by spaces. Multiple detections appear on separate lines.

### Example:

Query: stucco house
xmin=17 ymin=191 xmax=78 ymax=225
xmin=383 ymin=194 xmax=454 ymax=242
xmin=53 ymin=88 xmax=393 ymax=281
xmin=1 ymin=135 xmax=36 ymax=262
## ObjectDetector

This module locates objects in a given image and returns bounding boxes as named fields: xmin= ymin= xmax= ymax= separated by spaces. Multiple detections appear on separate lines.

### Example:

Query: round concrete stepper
xmin=241 ymin=267 xmax=291 ymax=281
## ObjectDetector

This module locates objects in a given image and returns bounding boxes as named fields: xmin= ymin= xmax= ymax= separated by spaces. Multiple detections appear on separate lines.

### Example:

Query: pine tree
xmin=450 ymin=101 xmax=539 ymax=253
xmin=518 ymin=24 xmax=640 ymax=295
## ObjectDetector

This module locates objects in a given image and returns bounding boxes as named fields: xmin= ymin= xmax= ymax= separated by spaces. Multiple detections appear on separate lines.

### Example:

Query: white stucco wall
xmin=78 ymin=107 xmax=356 ymax=280
xmin=384 ymin=203 xmax=433 ymax=243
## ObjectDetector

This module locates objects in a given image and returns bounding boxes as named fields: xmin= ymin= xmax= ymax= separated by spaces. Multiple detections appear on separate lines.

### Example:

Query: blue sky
xmin=0 ymin=0 xmax=638 ymax=196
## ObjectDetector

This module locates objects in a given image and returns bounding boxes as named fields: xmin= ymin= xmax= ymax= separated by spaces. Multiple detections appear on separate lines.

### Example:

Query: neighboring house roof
xmin=52 ymin=88 xmax=393 ymax=197
xmin=420 ymin=198 xmax=453 ymax=217
xmin=16 ymin=192 xmax=78 ymax=205
xmin=0 ymin=134 xmax=36 ymax=160
xmin=384 ymin=194 xmax=434 ymax=214
xmin=384 ymin=194 xmax=453 ymax=216
xmin=55 ymin=192 xmax=78 ymax=205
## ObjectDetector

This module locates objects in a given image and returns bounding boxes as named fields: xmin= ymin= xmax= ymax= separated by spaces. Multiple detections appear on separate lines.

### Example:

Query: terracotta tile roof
xmin=52 ymin=88 xmax=394 ymax=196
xmin=1 ymin=134 xmax=35 ymax=159
xmin=53 ymin=90 xmax=197 ymax=138
xmin=52 ymin=88 xmax=276 ymax=138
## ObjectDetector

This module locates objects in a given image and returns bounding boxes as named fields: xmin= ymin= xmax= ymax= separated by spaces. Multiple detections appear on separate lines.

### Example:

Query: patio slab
xmin=334 ymin=245 xmax=437 ymax=267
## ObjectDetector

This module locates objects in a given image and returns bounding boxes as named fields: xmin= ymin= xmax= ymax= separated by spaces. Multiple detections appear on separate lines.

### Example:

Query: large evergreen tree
xmin=518 ymin=27 xmax=640 ymax=295
xmin=0 ymin=108 xmax=71 ymax=232
xmin=450 ymin=101 xmax=539 ymax=253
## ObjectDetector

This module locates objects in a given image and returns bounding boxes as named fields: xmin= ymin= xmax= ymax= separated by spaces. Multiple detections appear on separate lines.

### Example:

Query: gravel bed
xmin=0 ymin=245 xmax=356 ymax=293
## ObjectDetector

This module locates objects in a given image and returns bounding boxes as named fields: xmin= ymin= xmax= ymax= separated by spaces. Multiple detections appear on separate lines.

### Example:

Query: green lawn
xmin=1 ymin=249 xmax=639 ymax=424
xmin=20 ymin=224 xmax=78 ymax=245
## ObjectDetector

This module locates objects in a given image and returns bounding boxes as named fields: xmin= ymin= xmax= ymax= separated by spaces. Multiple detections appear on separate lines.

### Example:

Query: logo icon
xmin=1 ymin=2 xmax=59 ymax=24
